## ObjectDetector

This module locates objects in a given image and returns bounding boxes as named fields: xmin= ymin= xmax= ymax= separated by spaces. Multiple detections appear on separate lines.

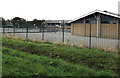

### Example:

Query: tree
xmin=32 ymin=19 xmax=45 ymax=28
xmin=2 ymin=17 xmax=6 ymax=28
xmin=11 ymin=17 xmax=27 ymax=28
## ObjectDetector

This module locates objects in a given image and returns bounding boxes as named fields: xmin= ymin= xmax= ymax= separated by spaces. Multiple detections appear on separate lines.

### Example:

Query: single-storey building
xmin=46 ymin=20 xmax=71 ymax=32
xmin=68 ymin=10 xmax=120 ymax=39
xmin=46 ymin=20 xmax=71 ymax=26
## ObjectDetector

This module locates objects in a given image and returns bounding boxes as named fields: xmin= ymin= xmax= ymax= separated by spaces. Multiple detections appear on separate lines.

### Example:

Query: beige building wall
xmin=71 ymin=23 xmax=118 ymax=39
xmin=71 ymin=24 xmax=97 ymax=37
xmin=71 ymin=24 xmax=84 ymax=36
xmin=101 ymin=24 xmax=117 ymax=38
xmin=86 ymin=24 xmax=97 ymax=37
xmin=85 ymin=24 xmax=90 ymax=36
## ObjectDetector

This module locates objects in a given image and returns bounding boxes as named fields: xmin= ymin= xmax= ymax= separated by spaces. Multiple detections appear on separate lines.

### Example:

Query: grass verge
xmin=3 ymin=47 xmax=118 ymax=76
xmin=2 ymin=37 xmax=120 ymax=76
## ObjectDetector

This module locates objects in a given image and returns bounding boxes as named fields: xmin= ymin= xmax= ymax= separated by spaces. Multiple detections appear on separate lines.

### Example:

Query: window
xmin=101 ymin=15 xmax=116 ymax=24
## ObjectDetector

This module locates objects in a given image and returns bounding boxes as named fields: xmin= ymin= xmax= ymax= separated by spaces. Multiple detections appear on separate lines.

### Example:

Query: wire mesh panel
xmin=67 ymin=14 xmax=120 ymax=52
xmin=43 ymin=23 xmax=63 ymax=43
xmin=1 ymin=17 xmax=120 ymax=53
xmin=118 ymin=19 xmax=120 ymax=53
xmin=64 ymin=23 xmax=89 ymax=47
xmin=90 ymin=24 xmax=118 ymax=52
xmin=90 ymin=15 xmax=119 ymax=52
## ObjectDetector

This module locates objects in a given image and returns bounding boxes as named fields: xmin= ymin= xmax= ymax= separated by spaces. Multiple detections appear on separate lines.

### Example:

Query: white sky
xmin=0 ymin=0 xmax=120 ymax=21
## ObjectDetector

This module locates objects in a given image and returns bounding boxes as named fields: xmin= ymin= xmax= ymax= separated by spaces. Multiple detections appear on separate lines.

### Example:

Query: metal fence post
xmin=3 ymin=25 xmax=5 ymax=34
xmin=118 ymin=19 xmax=120 ymax=54
xmin=89 ymin=21 xmax=92 ymax=48
xmin=42 ymin=25 xmax=44 ymax=40
xmin=39 ymin=26 xmax=41 ymax=32
xmin=13 ymin=25 xmax=15 ymax=36
xmin=62 ymin=20 xmax=65 ymax=42
xmin=26 ymin=24 xmax=28 ymax=39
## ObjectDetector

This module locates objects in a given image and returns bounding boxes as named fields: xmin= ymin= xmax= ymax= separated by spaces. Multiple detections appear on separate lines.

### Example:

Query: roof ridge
xmin=68 ymin=9 xmax=120 ymax=23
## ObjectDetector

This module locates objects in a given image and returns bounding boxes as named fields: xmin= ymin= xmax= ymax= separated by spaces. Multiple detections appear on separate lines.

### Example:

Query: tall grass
xmin=2 ymin=37 xmax=120 ymax=76
xmin=3 ymin=47 xmax=117 ymax=76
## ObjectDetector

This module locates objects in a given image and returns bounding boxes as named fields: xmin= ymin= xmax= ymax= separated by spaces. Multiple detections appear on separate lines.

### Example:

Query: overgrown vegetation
xmin=3 ymin=47 xmax=118 ymax=76
xmin=2 ymin=37 xmax=120 ymax=76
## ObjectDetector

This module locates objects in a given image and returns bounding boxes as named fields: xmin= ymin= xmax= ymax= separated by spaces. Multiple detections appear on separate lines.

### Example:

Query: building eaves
xmin=68 ymin=9 xmax=120 ymax=23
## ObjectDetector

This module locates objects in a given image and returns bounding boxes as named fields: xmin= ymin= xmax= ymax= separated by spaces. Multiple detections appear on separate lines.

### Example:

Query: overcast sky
xmin=0 ymin=0 xmax=120 ymax=20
